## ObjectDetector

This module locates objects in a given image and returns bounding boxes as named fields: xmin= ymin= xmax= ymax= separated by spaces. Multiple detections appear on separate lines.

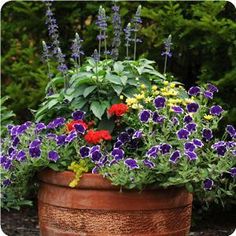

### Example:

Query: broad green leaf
xmin=120 ymin=76 xmax=128 ymax=85
xmin=83 ymin=85 xmax=97 ymax=97
xmin=47 ymin=99 xmax=59 ymax=109
xmin=105 ymin=74 xmax=122 ymax=85
xmin=45 ymin=77 xmax=64 ymax=92
xmin=98 ymin=118 xmax=115 ymax=133
xmin=70 ymin=98 xmax=87 ymax=110
xmin=114 ymin=61 xmax=124 ymax=73
xmin=90 ymin=101 xmax=107 ymax=119
xmin=111 ymin=84 xmax=123 ymax=95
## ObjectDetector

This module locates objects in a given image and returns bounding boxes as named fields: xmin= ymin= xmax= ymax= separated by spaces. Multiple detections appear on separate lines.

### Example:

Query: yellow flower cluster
xmin=204 ymin=115 xmax=213 ymax=120
xmin=68 ymin=160 xmax=88 ymax=188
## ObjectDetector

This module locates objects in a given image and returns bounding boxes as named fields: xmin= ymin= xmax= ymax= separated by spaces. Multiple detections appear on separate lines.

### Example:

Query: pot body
xmin=38 ymin=169 xmax=193 ymax=236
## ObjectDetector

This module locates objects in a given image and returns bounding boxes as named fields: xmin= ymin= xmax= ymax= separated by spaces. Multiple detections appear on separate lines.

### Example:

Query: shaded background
xmin=1 ymin=1 xmax=236 ymax=126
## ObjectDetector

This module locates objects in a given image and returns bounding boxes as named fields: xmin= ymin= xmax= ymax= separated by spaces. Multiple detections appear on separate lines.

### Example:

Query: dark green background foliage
xmin=1 ymin=1 xmax=236 ymax=124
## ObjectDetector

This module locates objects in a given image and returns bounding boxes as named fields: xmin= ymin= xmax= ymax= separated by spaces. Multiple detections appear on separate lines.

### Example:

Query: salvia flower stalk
xmin=162 ymin=34 xmax=172 ymax=74
xmin=71 ymin=33 xmax=84 ymax=70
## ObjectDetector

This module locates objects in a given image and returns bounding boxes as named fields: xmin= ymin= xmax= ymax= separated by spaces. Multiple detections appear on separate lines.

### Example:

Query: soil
xmin=1 ymin=203 xmax=235 ymax=236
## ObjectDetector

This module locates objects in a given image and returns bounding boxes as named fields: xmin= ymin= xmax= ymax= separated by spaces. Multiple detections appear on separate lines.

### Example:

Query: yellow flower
xmin=135 ymin=93 xmax=145 ymax=100
xmin=163 ymin=81 xmax=169 ymax=86
xmin=145 ymin=97 xmax=152 ymax=103
xmin=170 ymin=83 xmax=176 ymax=88
xmin=140 ymin=84 xmax=146 ymax=89
xmin=120 ymin=95 xmax=124 ymax=100
xmin=161 ymin=87 xmax=167 ymax=92
xmin=152 ymin=85 xmax=158 ymax=91
xmin=69 ymin=179 xmax=78 ymax=188
xmin=126 ymin=97 xmax=138 ymax=106
xmin=153 ymin=91 xmax=160 ymax=96
xmin=132 ymin=104 xmax=143 ymax=109
xmin=204 ymin=115 xmax=213 ymax=120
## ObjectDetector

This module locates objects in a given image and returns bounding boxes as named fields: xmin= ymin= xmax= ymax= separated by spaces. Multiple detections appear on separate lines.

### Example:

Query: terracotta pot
xmin=38 ymin=169 xmax=193 ymax=236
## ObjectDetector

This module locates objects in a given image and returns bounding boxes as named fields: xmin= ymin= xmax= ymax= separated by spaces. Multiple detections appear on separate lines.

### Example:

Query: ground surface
xmin=1 ymin=204 xmax=236 ymax=236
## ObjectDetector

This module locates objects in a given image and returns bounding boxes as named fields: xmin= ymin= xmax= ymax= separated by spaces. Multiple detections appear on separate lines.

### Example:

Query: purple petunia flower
xmin=98 ymin=155 xmax=108 ymax=167
xmin=226 ymin=141 xmax=236 ymax=148
xmin=126 ymin=127 xmax=135 ymax=136
xmin=152 ymin=112 xmax=165 ymax=123
xmin=29 ymin=146 xmax=41 ymax=158
xmin=186 ymin=102 xmax=199 ymax=113
xmin=124 ymin=158 xmax=139 ymax=170
xmin=92 ymin=166 xmax=99 ymax=174
xmin=176 ymin=129 xmax=190 ymax=140
xmin=204 ymin=91 xmax=213 ymax=100
xmin=12 ymin=136 xmax=20 ymax=147
xmin=226 ymin=125 xmax=236 ymax=138
xmin=171 ymin=117 xmax=179 ymax=126
xmin=185 ymin=123 xmax=197 ymax=133
xmin=171 ymin=106 xmax=184 ymax=114
xmin=183 ymin=115 xmax=193 ymax=124
xmin=118 ymin=132 xmax=130 ymax=143
xmin=72 ymin=110 xmax=85 ymax=120
xmin=207 ymin=84 xmax=218 ymax=93
xmin=3 ymin=159 xmax=12 ymax=170
xmin=48 ymin=150 xmax=59 ymax=162
xmin=65 ymin=131 xmax=77 ymax=143
xmin=17 ymin=124 xmax=28 ymax=135
xmin=90 ymin=145 xmax=100 ymax=154
xmin=146 ymin=146 xmax=159 ymax=158
xmin=47 ymin=117 xmax=65 ymax=129
xmin=114 ymin=140 xmax=123 ymax=148
xmin=202 ymin=128 xmax=213 ymax=141
xmin=91 ymin=151 xmax=102 ymax=162
xmin=30 ymin=139 xmax=41 ymax=148
xmin=154 ymin=96 xmax=166 ymax=109
xmin=139 ymin=110 xmax=152 ymax=123
xmin=160 ymin=143 xmax=172 ymax=154
xmin=216 ymin=145 xmax=227 ymax=156
xmin=3 ymin=179 xmax=12 ymax=187
xmin=185 ymin=151 xmax=198 ymax=161
xmin=203 ymin=178 xmax=214 ymax=190
xmin=74 ymin=124 xmax=85 ymax=134
xmin=184 ymin=142 xmax=196 ymax=152
xmin=80 ymin=146 xmax=90 ymax=158
xmin=132 ymin=130 xmax=143 ymax=139
xmin=188 ymin=86 xmax=201 ymax=96
xmin=209 ymin=105 xmax=223 ymax=116
xmin=16 ymin=150 xmax=26 ymax=162
xmin=111 ymin=148 xmax=124 ymax=161
xmin=229 ymin=167 xmax=236 ymax=177
xmin=143 ymin=159 xmax=155 ymax=169
xmin=47 ymin=133 xmax=57 ymax=140
xmin=35 ymin=123 xmax=47 ymax=133
xmin=56 ymin=135 xmax=67 ymax=146
xmin=169 ymin=150 xmax=181 ymax=164
xmin=193 ymin=139 xmax=204 ymax=147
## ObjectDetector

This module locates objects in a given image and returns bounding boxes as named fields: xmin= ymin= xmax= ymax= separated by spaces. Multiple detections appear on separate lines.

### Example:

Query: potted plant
xmin=1 ymin=2 xmax=235 ymax=236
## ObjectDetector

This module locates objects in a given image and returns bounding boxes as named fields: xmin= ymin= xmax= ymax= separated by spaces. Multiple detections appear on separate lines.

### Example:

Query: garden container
xmin=38 ymin=169 xmax=193 ymax=236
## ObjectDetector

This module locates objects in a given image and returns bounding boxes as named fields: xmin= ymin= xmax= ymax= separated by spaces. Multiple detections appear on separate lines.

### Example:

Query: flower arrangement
xmin=1 ymin=1 xmax=235 ymax=210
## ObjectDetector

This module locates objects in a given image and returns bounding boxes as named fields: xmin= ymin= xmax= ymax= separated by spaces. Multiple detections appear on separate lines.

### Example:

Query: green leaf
xmin=90 ymin=101 xmax=107 ymax=119
xmin=83 ymin=85 xmax=97 ymax=97
xmin=98 ymin=118 xmax=115 ymax=133
xmin=120 ymin=76 xmax=128 ymax=86
xmin=105 ymin=74 xmax=122 ymax=85
xmin=113 ymin=61 xmax=124 ymax=73
xmin=47 ymin=99 xmax=59 ymax=109
xmin=45 ymin=77 xmax=64 ymax=92
xmin=111 ymin=84 xmax=123 ymax=95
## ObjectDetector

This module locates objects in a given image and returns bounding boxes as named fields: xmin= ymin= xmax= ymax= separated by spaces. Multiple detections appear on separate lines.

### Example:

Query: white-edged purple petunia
xmin=160 ymin=143 xmax=172 ymax=154
xmin=152 ymin=112 xmax=165 ymax=123
xmin=171 ymin=117 xmax=179 ymax=126
xmin=91 ymin=151 xmax=102 ymax=162
xmin=193 ymin=139 xmax=204 ymax=148
xmin=183 ymin=115 xmax=193 ymax=124
xmin=202 ymin=128 xmax=213 ymax=141
xmin=176 ymin=129 xmax=190 ymax=140
xmin=203 ymin=178 xmax=214 ymax=190
xmin=139 ymin=110 xmax=152 ymax=123
xmin=124 ymin=158 xmax=139 ymax=170
xmin=207 ymin=83 xmax=218 ymax=93
xmin=132 ymin=130 xmax=143 ymax=139
xmin=48 ymin=150 xmax=60 ymax=162
xmin=35 ymin=122 xmax=47 ymax=133
xmin=79 ymin=146 xmax=90 ymax=158
xmin=169 ymin=150 xmax=181 ymax=164
xmin=74 ymin=124 xmax=85 ymax=134
xmin=56 ymin=135 xmax=67 ymax=146
xmin=118 ymin=132 xmax=130 ymax=143
xmin=186 ymin=102 xmax=199 ymax=113
xmin=229 ymin=167 xmax=236 ymax=177
xmin=216 ymin=145 xmax=227 ymax=156
xmin=185 ymin=123 xmax=197 ymax=133
xmin=111 ymin=148 xmax=124 ymax=161
xmin=154 ymin=96 xmax=166 ymax=109
xmin=171 ymin=106 xmax=184 ymax=114
xmin=209 ymin=105 xmax=223 ymax=116
xmin=16 ymin=150 xmax=26 ymax=162
xmin=226 ymin=125 xmax=236 ymax=138
xmin=146 ymin=146 xmax=159 ymax=158
xmin=184 ymin=142 xmax=196 ymax=152
xmin=72 ymin=110 xmax=85 ymax=120
xmin=143 ymin=159 xmax=155 ymax=169
xmin=65 ymin=131 xmax=77 ymax=143
xmin=185 ymin=151 xmax=198 ymax=160
xmin=203 ymin=91 xmax=213 ymax=99
xmin=188 ymin=86 xmax=201 ymax=96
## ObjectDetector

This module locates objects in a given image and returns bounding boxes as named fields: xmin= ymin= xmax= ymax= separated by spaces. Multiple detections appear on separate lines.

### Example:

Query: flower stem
xmin=98 ymin=30 xmax=101 ymax=58
xmin=134 ymin=31 xmax=137 ymax=61
xmin=164 ymin=54 xmax=168 ymax=74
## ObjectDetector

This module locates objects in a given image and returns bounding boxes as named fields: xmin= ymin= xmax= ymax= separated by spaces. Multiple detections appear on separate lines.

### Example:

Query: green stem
xmin=164 ymin=54 xmax=168 ymax=74
xmin=104 ymin=32 xmax=107 ymax=60
xmin=134 ymin=31 xmax=137 ymax=61
xmin=46 ymin=59 xmax=56 ymax=93
xmin=126 ymin=44 xmax=129 ymax=59
xmin=98 ymin=30 xmax=101 ymax=58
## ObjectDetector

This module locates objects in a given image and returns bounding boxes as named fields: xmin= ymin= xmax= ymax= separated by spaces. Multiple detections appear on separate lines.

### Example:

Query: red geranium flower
xmin=107 ymin=103 xmax=128 ymax=117
xmin=66 ymin=120 xmax=88 ymax=132
xmin=84 ymin=130 xmax=112 ymax=144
